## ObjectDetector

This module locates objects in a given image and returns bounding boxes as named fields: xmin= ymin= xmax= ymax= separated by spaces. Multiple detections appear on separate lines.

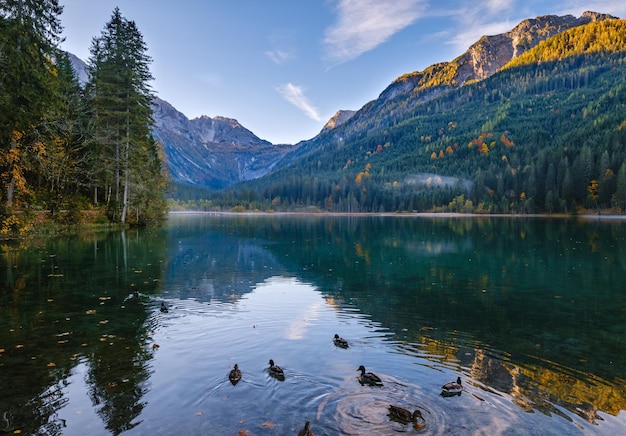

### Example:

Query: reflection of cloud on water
xmin=249 ymin=276 xmax=324 ymax=340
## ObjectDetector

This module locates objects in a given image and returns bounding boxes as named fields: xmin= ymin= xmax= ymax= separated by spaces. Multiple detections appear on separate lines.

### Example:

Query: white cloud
xmin=266 ymin=49 xmax=292 ymax=64
xmin=265 ymin=30 xmax=297 ymax=65
xmin=276 ymin=83 xmax=323 ymax=121
xmin=323 ymin=0 xmax=426 ymax=65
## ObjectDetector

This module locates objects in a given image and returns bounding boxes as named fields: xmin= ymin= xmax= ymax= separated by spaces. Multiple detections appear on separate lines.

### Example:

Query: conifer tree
xmin=85 ymin=8 xmax=168 ymax=224
xmin=0 ymin=0 xmax=63 ymax=210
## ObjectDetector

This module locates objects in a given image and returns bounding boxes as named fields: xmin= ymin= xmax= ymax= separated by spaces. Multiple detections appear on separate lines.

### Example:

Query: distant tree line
xmin=0 ymin=1 xmax=168 ymax=233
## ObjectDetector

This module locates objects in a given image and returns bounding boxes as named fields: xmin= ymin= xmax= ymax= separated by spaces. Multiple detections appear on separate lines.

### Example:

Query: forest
xmin=173 ymin=20 xmax=626 ymax=215
xmin=0 ymin=1 xmax=169 ymax=235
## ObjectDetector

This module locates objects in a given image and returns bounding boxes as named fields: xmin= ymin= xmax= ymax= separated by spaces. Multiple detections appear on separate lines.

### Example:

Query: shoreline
xmin=167 ymin=210 xmax=626 ymax=220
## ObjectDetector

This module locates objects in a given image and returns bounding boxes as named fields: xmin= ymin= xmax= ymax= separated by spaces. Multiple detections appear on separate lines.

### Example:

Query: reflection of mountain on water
xmin=161 ymin=215 xmax=626 ymax=425
xmin=164 ymin=219 xmax=289 ymax=302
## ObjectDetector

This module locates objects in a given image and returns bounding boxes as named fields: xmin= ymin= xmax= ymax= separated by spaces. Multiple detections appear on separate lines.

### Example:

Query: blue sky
xmin=59 ymin=0 xmax=625 ymax=145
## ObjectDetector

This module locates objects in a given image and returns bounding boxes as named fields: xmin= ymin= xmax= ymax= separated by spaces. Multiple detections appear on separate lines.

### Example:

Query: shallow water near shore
xmin=1 ymin=214 xmax=625 ymax=435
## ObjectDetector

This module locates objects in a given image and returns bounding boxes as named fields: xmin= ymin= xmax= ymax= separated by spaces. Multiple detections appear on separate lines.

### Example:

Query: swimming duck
xmin=388 ymin=405 xmax=424 ymax=425
xmin=229 ymin=364 xmax=242 ymax=384
xmin=441 ymin=376 xmax=462 ymax=394
xmin=160 ymin=302 xmax=169 ymax=313
xmin=268 ymin=359 xmax=285 ymax=378
xmin=333 ymin=334 xmax=349 ymax=348
xmin=357 ymin=365 xmax=383 ymax=386
xmin=297 ymin=421 xmax=313 ymax=436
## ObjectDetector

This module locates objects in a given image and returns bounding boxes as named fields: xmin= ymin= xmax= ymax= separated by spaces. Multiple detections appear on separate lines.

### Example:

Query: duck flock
xmin=224 ymin=332 xmax=464 ymax=435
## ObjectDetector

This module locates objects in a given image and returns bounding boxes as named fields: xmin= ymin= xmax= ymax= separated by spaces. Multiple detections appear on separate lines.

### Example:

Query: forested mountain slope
xmin=214 ymin=18 xmax=626 ymax=214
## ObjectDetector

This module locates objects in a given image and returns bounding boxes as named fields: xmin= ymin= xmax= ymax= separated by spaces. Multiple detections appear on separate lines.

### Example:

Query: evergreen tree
xmin=85 ymin=8 xmax=168 ymax=224
xmin=0 ymin=0 xmax=63 ymax=210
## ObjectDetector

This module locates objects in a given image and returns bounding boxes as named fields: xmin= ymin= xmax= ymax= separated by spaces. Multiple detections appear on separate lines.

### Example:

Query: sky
xmin=58 ymin=0 xmax=626 ymax=145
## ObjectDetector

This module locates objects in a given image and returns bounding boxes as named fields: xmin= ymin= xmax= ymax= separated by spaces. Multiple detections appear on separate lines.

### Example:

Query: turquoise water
xmin=1 ymin=214 xmax=625 ymax=435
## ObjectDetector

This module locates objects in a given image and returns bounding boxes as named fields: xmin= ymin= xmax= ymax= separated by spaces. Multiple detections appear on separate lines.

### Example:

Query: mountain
xmin=151 ymin=98 xmax=296 ymax=189
xmin=300 ymin=11 xmax=618 ymax=150
xmin=72 ymin=12 xmax=619 ymax=202
xmin=320 ymin=110 xmax=357 ymax=133
xmin=230 ymin=15 xmax=626 ymax=214
xmin=66 ymin=53 xmax=297 ymax=190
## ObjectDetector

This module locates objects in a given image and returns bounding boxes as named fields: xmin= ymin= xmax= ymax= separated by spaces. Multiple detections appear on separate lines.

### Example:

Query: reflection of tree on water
xmin=0 ymin=229 xmax=165 ymax=435
xmin=240 ymin=216 xmax=626 ymax=425
xmin=85 ymin=327 xmax=152 ymax=434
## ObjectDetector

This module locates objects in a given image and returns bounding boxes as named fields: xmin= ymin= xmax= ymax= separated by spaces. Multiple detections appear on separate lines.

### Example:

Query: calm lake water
xmin=1 ymin=214 xmax=626 ymax=435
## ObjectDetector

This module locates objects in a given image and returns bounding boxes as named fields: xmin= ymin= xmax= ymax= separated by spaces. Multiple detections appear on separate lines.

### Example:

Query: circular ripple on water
xmin=316 ymin=381 xmax=453 ymax=435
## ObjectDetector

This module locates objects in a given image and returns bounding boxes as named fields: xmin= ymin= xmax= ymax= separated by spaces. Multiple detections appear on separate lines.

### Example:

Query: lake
xmin=1 ymin=213 xmax=625 ymax=435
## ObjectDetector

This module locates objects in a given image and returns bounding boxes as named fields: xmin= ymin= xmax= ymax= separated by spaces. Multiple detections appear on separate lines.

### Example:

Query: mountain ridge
xmin=68 ymin=11 xmax=621 ymax=193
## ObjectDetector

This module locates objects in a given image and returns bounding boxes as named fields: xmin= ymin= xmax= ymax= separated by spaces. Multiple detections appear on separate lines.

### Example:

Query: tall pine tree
xmin=85 ymin=8 xmax=167 ymax=224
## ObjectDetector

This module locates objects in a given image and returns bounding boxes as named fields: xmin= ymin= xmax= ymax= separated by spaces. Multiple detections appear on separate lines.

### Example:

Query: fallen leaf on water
xmin=47 ymin=362 xmax=56 ymax=367
xmin=13 ymin=430 xmax=22 ymax=434
xmin=81 ymin=343 xmax=88 ymax=347
xmin=99 ymin=338 xmax=107 ymax=342
xmin=0 ymin=349 xmax=5 ymax=353
xmin=261 ymin=421 xmax=276 ymax=429
xmin=107 ymin=382 xmax=117 ymax=388
xmin=86 ymin=310 xmax=96 ymax=315
xmin=152 ymin=344 xmax=160 ymax=349
xmin=15 ymin=344 xmax=24 ymax=349
xmin=57 ymin=340 xmax=68 ymax=344
xmin=99 ymin=296 xmax=111 ymax=301
xmin=47 ymin=299 xmax=54 ymax=302
xmin=196 ymin=411 xmax=203 ymax=416
xmin=238 ymin=430 xmax=248 ymax=436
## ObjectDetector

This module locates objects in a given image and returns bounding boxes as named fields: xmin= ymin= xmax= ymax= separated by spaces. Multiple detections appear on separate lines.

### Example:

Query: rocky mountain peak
xmin=379 ymin=11 xmax=618 ymax=103
xmin=321 ymin=110 xmax=357 ymax=133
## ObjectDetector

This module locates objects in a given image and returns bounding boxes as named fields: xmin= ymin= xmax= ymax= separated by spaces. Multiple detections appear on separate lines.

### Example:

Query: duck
xmin=297 ymin=420 xmax=314 ymax=436
xmin=388 ymin=405 xmax=424 ymax=425
xmin=160 ymin=302 xmax=169 ymax=313
xmin=357 ymin=365 xmax=383 ymax=386
xmin=333 ymin=334 xmax=349 ymax=348
xmin=228 ymin=364 xmax=242 ymax=384
xmin=441 ymin=376 xmax=463 ymax=394
xmin=268 ymin=359 xmax=285 ymax=378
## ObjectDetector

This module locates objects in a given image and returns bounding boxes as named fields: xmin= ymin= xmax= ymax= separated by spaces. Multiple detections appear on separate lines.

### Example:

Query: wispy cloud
xmin=266 ymin=29 xmax=297 ymax=65
xmin=276 ymin=83 xmax=322 ymax=121
xmin=266 ymin=49 xmax=292 ymax=64
xmin=323 ymin=0 xmax=427 ymax=65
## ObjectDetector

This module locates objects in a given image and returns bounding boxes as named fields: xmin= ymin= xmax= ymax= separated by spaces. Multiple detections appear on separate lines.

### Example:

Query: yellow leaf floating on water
xmin=0 ymin=349 xmax=4 ymax=353
xmin=86 ymin=310 xmax=96 ymax=315
xmin=99 ymin=296 xmax=111 ymax=301
xmin=47 ymin=362 xmax=56 ymax=367
xmin=15 ymin=344 xmax=24 ymax=349
xmin=13 ymin=430 xmax=22 ymax=434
